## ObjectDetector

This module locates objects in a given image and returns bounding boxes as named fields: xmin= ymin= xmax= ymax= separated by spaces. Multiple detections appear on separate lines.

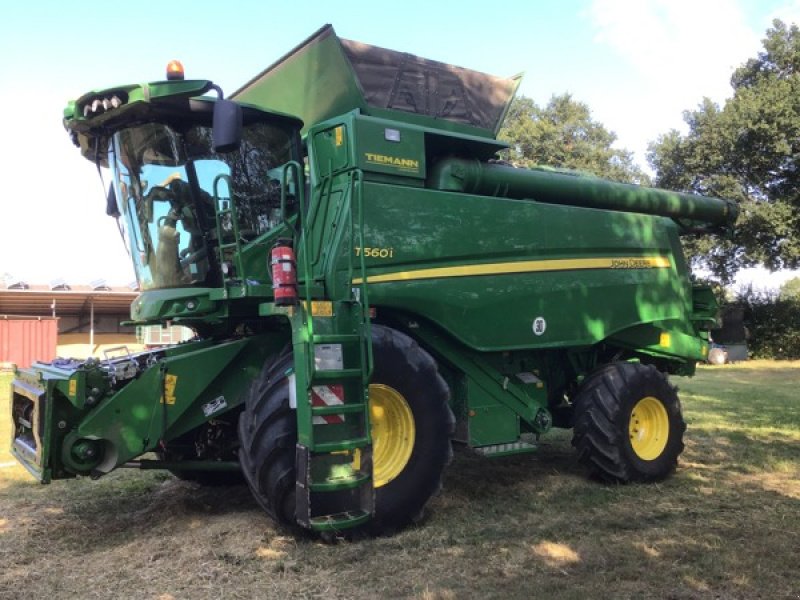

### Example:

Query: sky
xmin=1 ymin=0 xmax=799 ymax=290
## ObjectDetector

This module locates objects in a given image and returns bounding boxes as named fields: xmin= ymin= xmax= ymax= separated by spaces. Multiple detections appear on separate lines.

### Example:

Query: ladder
xmin=289 ymin=165 xmax=375 ymax=532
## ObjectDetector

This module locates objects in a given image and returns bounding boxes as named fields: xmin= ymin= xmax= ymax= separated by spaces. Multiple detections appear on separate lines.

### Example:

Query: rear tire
xmin=238 ymin=326 xmax=454 ymax=534
xmin=571 ymin=362 xmax=685 ymax=482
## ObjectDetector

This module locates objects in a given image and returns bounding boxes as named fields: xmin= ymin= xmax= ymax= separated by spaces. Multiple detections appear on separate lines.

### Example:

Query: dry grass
xmin=1 ymin=362 xmax=799 ymax=600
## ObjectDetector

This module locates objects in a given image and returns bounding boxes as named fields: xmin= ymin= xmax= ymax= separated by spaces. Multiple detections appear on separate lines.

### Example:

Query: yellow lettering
xmin=354 ymin=246 xmax=395 ymax=259
xmin=363 ymin=153 xmax=419 ymax=171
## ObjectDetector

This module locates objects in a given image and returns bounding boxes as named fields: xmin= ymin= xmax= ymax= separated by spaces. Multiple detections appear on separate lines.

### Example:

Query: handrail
xmin=350 ymin=170 xmax=373 ymax=379
xmin=212 ymin=173 xmax=245 ymax=284
xmin=280 ymin=161 xmax=302 ymax=239
xmin=283 ymin=162 xmax=373 ymax=383
xmin=279 ymin=161 xmax=316 ymax=380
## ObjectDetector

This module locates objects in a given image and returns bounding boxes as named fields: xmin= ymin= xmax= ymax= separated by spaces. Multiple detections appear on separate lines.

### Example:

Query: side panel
xmin=354 ymin=182 xmax=693 ymax=352
xmin=466 ymin=381 xmax=520 ymax=446
xmin=76 ymin=337 xmax=276 ymax=473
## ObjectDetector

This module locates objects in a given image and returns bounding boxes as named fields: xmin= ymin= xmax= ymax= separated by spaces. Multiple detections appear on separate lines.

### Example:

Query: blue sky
xmin=1 ymin=0 xmax=798 ymax=289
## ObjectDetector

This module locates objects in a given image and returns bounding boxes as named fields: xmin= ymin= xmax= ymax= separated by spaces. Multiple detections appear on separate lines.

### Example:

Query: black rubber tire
xmin=368 ymin=324 xmax=454 ymax=533
xmin=238 ymin=348 xmax=297 ymax=525
xmin=238 ymin=326 xmax=454 ymax=534
xmin=571 ymin=362 xmax=686 ymax=483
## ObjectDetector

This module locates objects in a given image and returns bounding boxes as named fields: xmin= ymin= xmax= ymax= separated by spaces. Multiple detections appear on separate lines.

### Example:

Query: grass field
xmin=1 ymin=362 xmax=798 ymax=600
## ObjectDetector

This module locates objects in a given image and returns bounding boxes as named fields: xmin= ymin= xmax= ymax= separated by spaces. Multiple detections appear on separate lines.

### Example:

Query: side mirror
xmin=213 ymin=99 xmax=242 ymax=153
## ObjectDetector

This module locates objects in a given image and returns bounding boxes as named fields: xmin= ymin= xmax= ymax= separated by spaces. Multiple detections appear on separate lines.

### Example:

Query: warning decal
xmin=161 ymin=374 xmax=178 ymax=405
xmin=311 ymin=384 xmax=345 ymax=425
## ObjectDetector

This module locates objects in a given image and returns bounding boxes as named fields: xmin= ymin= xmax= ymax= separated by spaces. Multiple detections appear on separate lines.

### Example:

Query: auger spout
xmin=429 ymin=157 xmax=737 ymax=230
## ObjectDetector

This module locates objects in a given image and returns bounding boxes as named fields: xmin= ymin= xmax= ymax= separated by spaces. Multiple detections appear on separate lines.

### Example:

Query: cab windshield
xmin=110 ymin=119 xmax=295 ymax=290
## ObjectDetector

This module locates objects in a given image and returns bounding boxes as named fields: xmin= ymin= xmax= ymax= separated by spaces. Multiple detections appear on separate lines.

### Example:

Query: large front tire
xmin=571 ymin=362 xmax=686 ymax=482
xmin=238 ymin=349 xmax=297 ymax=525
xmin=368 ymin=325 xmax=454 ymax=532
xmin=238 ymin=326 xmax=454 ymax=534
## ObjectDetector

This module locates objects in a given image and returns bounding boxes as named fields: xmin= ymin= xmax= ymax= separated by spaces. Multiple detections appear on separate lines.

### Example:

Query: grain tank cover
xmin=233 ymin=25 xmax=521 ymax=138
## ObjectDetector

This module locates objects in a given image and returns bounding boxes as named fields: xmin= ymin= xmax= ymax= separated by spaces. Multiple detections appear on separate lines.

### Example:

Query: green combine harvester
xmin=10 ymin=26 xmax=736 ymax=535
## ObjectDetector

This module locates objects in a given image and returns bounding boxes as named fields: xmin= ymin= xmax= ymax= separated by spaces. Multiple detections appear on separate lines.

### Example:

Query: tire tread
xmin=571 ymin=361 xmax=685 ymax=483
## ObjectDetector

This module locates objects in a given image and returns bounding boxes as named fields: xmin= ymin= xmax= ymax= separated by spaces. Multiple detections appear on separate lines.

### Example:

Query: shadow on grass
xmin=0 ymin=435 xmax=588 ymax=552
xmin=445 ymin=435 xmax=584 ymax=499
xmin=3 ymin=428 xmax=797 ymax=599
xmin=0 ymin=470 xmax=268 ymax=553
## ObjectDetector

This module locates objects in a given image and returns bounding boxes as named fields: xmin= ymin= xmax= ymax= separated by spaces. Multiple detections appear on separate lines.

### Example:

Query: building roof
xmin=0 ymin=284 xmax=138 ymax=317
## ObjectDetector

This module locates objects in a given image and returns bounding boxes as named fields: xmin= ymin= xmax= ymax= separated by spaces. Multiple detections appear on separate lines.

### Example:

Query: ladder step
xmin=312 ymin=437 xmax=370 ymax=453
xmin=311 ymin=368 xmax=363 ymax=382
xmin=311 ymin=403 xmax=367 ymax=416
xmin=309 ymin=509 xmax=371 ymax=532
xmin=474 ymin=441 xmax=537 ymax=458
xmin=309 ymin=470 xmax=371 ymax=492
xmin=312 ymin=334 xmax=362 ymax=344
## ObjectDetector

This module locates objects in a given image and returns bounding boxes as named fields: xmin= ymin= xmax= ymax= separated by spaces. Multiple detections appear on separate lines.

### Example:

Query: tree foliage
xmin=499 ymin=94 xmax=649 ymax=184
xmin=649 ymin=20 xmax=800 ymax=284
xmin=736 ymin=286 xmax=800 ymax=359
xmin=779 ymin=276 xmax=800 ymax=300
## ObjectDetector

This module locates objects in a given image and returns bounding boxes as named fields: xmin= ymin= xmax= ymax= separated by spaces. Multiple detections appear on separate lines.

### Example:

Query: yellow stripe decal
xmin=352 ymin=256 xmax=671 ymax=285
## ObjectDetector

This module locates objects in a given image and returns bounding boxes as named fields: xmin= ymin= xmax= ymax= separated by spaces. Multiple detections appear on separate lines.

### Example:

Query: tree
xmin=499 ymin=94 xmax=649 ymax=184
xmin=649 ymin=20 xmax=800 ymax=284
xmin=779 ymin=276 xmax=800 ymax=300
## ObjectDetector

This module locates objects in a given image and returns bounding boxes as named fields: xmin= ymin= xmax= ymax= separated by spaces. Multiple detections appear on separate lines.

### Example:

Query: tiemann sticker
xmin=533 ymin=317 xmax=547 ymax=336
xmin=363 ymin=152 xmax=420 ymax=173
xmin=68 ymin=380 xmax=77 ymax=397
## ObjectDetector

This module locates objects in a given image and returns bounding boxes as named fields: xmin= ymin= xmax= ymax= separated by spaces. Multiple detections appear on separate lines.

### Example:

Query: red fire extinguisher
xmin=271 ymin=240 xmax=297 ymax=305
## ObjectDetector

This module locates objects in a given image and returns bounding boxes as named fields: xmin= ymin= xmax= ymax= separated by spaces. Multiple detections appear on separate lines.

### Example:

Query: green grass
xmin=1 ymin=363 xmax=798 ymax=599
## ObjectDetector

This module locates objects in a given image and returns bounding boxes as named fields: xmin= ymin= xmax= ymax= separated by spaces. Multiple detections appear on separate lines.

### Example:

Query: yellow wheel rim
xmin=629 ymin=396 xmax=670 ymax=460
xmin=369 ymin=383 xmax=415 ymax=487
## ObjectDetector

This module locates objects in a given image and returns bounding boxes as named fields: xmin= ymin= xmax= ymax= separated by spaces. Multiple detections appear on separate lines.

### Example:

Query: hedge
xmin=734 ymin=289 xmax=800 ymax=359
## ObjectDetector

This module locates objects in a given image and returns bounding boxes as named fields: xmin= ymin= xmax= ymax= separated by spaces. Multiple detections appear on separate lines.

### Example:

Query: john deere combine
xmin=10 ymin=26 xmax=736 ymax=534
